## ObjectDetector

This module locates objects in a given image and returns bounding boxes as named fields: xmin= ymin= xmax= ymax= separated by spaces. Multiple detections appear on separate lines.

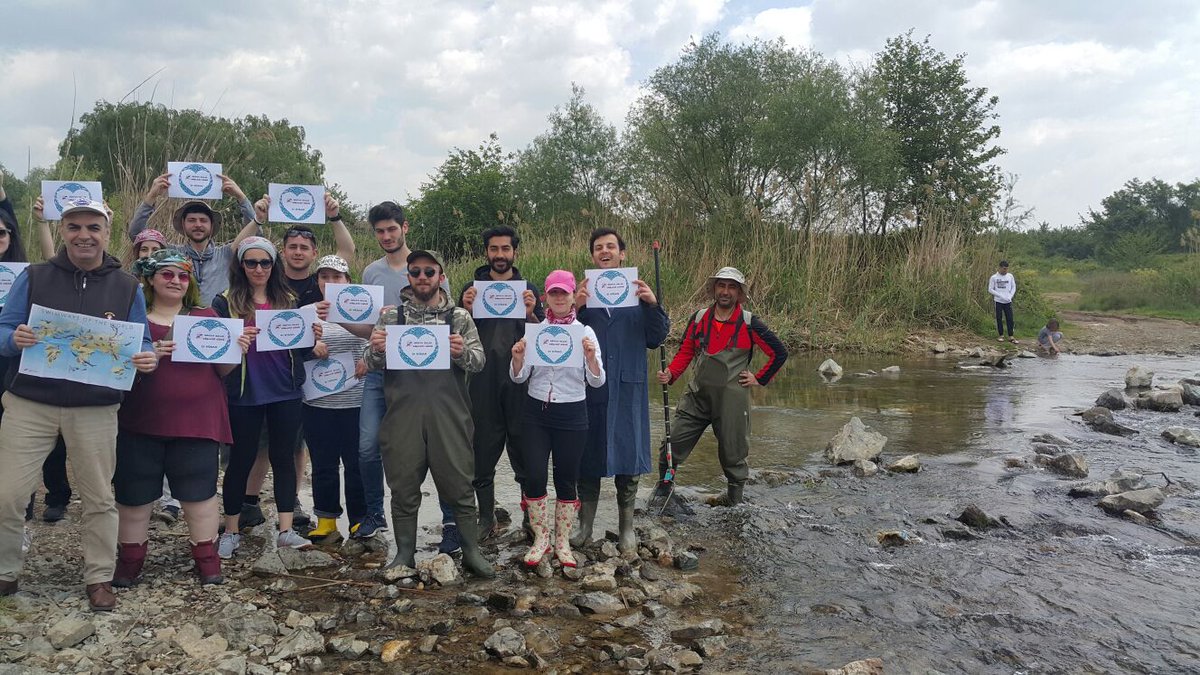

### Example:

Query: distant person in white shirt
xmin=988 ymin=260 xmax=1018 ymax=343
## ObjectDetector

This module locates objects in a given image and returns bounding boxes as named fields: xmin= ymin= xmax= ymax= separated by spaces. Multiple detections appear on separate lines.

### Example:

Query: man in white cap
xmin=0 ymin=198 xmax=158 ymax=610
xmin=655 ymin=266 xmax=788 ymax=506
xmin=129 ymin=172 xmax=262 ymax=304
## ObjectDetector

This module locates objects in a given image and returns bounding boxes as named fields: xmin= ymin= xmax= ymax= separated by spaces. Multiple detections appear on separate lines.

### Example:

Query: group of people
xmin=986 ymin=260 xmax=1064 ymax=353
xmin=0 ymin=169 xmax=790 ymax=611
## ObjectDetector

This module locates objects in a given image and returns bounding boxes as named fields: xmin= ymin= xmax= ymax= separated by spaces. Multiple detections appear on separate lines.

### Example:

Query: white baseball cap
xmin=59 ymin=198 xmax=110 ymax=225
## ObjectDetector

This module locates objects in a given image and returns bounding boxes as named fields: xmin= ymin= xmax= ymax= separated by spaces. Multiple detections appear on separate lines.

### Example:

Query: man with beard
xmin=458 ymin=226 xmax=543 ymax=541
xmin=129 ymin=172 xmax=262 ymax=304
xmin=573 ymin=228 xmax=669 ymax=555
xmin=253 ymin=194 xmax=355 ymax=307
xmin=654 ymin=267 xmax=787 ymax=506
xmin=364 ymin=250 xmax=494 ymax=577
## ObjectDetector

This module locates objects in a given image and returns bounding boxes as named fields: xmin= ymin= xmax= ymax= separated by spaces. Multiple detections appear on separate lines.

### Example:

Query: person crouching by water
xmin=112 ymin=251 xmax=254 ymax=587
xmin=654 ymin=267 xmax=788 ymax=506
xmin=363 ymin=250 xmax=495 ymax=578
xmin=1038 ymin=318 xmax=1064 ymax=355
xmin=212 ymin=237 xmax=322 ymax=558
xmin=509 ymin=271 xmax=605 ymax=569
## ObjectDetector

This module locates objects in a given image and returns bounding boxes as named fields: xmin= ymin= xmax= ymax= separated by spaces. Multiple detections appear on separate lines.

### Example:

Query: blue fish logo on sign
xmin=534 ymin=325 xmax=574 ymax=365
xmin=481 ymin=282 xmax=519 ymax=316
xmin=186 ymin=318 xmax=233 ymax=361
xmin=335 ymin=286 xmax=376 ymax=322
xmin=311 ymin=358 xmax=349 ymax=393
xmin=397 ymin=326 xmax=440 ymax=368
xmin=595 ymin=270 xmax=630 ymax=306
xmin=279 ymin=186 xmax=316 ymax=221
xmin=53 ymin=182 xmax=94 ymax=217
xmin=267 ymin=311 xmax=308 ymax=348
xmin=178 ymin=163 xmax=215 ymax=198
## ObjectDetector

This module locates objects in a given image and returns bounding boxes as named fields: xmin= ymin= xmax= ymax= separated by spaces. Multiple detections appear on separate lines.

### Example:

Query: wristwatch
xmin=329 ymin=213 xmax=343 ymax=222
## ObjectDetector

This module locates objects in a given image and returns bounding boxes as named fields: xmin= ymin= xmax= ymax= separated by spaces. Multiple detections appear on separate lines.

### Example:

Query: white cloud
xmin=730 ymin=7 xmax=813 ymax=48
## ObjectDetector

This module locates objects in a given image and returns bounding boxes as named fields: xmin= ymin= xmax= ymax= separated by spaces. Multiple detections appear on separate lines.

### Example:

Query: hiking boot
xmin=190 ymin=539 xmax=223 ymax=585
xmin=277 ymin=529 xmax=313 ymax=551
xmin=111 ymin=541 xmax=148 ymax=588
xmin=438 ymin=523 xmax=461 ymax=554
xmin=42 ymin=505 xmax=66 ymax=523
xmin=154 ymin=505 xmax=181 ymax=525
xmin=217 ymin=532 xmax=242 ymax=559
xmin=352 ymin=513 xmax=388 ymax=539
xmin=554 ymin=499 xmax=580 ymax=568
xmin=305 ymin=517 xmax=343 ymax=545
xmin=239 ymin=503 xmax=266 ymax=529
xmin=522 ymin=496 xmax=552 ymax=567
xmin=86 ymin=582 xmax=117 ymax=612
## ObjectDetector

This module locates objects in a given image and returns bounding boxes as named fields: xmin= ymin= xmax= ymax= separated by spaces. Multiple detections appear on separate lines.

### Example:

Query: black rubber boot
xmin=570 ymin=478 xmax=600 ymax=548
xmin=615 ymin=476 xmax=638 ymax=554
xmin=476 ymin=484 xmax=497 ymax=544
xmin=716 ymin=483 xmax=745 ymax=507
xmin=387 ymin=517 xmax=417 ymax=569
xmin=454 ymin=514 xmax=496 ymax=579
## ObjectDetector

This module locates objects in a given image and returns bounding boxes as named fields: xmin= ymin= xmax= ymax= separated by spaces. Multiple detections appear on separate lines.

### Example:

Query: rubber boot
xmin=305 ymin=517 xmax=342 ymax=545
xmin=523 ymin=496 xmax=552 ymax=567
xmin=715 ymin=483 xmax=745 ymax=507
xmin=190 ymin=539 xmax=224 ymax=585
xmin=454 ymin=515 xmax=497 ymax=579
xmin=554 ymin=499 xmax=580 ymax=568
xmin=476 ymin=484 xmax=497 ymax=544
xmin=570 ymin=478 xmax=600 ymax=548
xmin=519 ymin=492 xmax=535 ymax=543
xmin=388 ymin=517 xmax=418 ymax=569
xmin=111 ymin=541 xmax=147 ymax=587
xmin=615 ymin=477 xmax=638 ymax=555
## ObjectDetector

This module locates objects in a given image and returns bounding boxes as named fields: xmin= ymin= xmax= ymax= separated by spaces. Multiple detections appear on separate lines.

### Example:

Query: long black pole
xmin=653 ymin=241 xmax=675 ymax=485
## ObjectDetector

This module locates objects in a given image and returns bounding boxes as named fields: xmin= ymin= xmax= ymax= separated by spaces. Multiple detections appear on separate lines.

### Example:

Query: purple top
xmin=234 ymin=302 xmax=302 ymax=406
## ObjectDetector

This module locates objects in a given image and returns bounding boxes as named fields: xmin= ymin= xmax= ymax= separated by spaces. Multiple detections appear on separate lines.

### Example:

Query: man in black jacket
xmin=0 ymin=199 xmax=157 ymax=610
xmin=458 ymin=226 xmax=543 ymax=541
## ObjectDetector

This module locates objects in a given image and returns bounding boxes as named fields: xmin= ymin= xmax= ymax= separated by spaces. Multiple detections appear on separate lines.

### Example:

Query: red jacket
xmin=667 ymin=304 xmax=787 ymax=385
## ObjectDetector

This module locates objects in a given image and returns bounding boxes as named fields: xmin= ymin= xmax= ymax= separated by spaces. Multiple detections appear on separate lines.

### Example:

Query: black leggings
xmin=223 ymin=400 xmax=302 ymax=517
xmin=520 ymin=400 xmax=588 ymax=501
xmin=994 ymin=301 xmax=1014 ymax=337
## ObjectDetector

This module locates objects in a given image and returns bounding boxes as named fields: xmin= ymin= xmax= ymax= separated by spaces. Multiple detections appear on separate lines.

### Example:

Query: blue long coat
xmin=579 ymin=301 xmax=670 ymax=477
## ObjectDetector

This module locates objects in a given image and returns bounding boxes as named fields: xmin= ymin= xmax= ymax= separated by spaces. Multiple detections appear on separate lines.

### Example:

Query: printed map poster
xmin=302 ymin=352 xmax=359 ymax=401
xmin=255 ymin=305 xmax=318 ymax=352
xmin=325 ymin=283 xmax=384 ymax=324
xmin=167 ymin=162 xmax=223 ymax=200
xmin=524 ymin=323 xmax=585 ymax=368
xmin=471 ymin=280 xmax=527 ymax=320
xmin=0 ymin=262 xmax=30 ymax=307
xmin=172 ymin=315 xmax=244 ymax=364
xmin=385 ymin=324 xmax=451 ymax=370
xmin=268 ymin=183 xmax=326 ymax=225
xmin=18 ymin=304 xmax=145 ymax=391
xmin=40 ymin=181 xmax=104 ymax=220
xmin=584 ymin=267 xmax=639 ymax=309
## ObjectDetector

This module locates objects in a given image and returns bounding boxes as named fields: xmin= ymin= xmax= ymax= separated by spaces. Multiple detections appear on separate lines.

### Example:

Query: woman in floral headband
xmin=112 ymin=250 xmax=254 ymax=587
xmin=122 ymin=228 xmax=168 ymax=270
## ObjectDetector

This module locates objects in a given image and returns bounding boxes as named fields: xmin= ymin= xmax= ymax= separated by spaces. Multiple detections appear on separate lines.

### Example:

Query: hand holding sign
xmin=167 ymin=162 xmax=223 ymax=199
xmin=268 ymin=183 xmax=326 ymax=225
xmin=385 ymin=324 xmax=451 ymax=370
xmin=302 ymin=352 xmax=359 ymax=401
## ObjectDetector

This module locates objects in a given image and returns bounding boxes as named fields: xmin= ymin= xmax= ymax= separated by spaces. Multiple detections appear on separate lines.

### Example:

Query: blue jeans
xmin=357 ymin=372 xmax=386 ymax=517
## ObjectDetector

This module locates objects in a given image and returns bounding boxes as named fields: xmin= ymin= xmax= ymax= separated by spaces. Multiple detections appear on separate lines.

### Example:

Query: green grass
xmin=1018 ymin=253 xmax=1200 ymax=323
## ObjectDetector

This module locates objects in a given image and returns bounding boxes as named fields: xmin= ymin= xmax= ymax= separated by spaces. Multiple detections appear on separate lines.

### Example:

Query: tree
xmin=406 ymin=134 xmax=518 ymax=260
xmin=1085 ymin=177 xmax=1200 ymax=256
xmin=872 ymin=32 xmax=1005 ymax=232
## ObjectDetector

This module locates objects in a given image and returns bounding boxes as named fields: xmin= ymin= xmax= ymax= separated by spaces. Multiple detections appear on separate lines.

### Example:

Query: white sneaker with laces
xmin=277 ymin=529 xmax=313 ymax=550
xmin=217 ymin=532 xmax=241 ymax=559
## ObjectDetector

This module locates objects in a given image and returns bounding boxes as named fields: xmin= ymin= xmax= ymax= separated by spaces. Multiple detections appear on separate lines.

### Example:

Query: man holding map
xmin=0 ymin=198 xmax=157 ymax=611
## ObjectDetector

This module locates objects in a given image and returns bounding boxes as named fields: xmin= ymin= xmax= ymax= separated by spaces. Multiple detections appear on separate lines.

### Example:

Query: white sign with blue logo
xmin=386 ymin=324 xmax=451 ymax=370
xmin=524 ymin=323 xmax=585 ymax=368
xmin=268 ymin=183 xmax=326 ymax=225
xmin=167 ymin=162 xmax=223 ymax=200
xmin=325 ymin=283 xmax=384 ymax=324
xmin=302 ymin=352 xmax=359 ymax=401
xmin=0 ymin=262 xmax=29 ymax=307
xmin=172 ymin=315 xmax=244 ymax=364
xmin=255 ymin=305 xmax=318 ymax=352
xmin=584 ymin=267 xmax=639 ymax=309
xmin=40 ymin=181 xmax=104 ymax=220
xmin=471 ymin=280 xmax=527 ymax=320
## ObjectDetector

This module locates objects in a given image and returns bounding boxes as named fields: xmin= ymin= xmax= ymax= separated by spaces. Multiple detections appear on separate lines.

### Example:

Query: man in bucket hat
xmin=129 ymin=172 xmax=263 ymax=304
xmin=654 ymin=266 xmax=788 ymax=506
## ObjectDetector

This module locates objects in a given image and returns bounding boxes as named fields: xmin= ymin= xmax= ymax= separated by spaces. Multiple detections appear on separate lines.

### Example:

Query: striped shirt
xmin=304 ymin=321 xmax=367 ymax=410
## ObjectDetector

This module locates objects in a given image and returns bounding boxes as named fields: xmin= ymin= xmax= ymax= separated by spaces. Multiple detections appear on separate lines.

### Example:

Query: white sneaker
xmin=277 ymin=529 xmax=313 ymax=551
xmin=217 ymin=532 xmax=242 ymax=559
xmin=21 ymin=526 xmax=32 ymax=554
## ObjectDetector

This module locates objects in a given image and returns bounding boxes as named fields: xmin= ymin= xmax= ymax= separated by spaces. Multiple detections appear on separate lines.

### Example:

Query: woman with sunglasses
xmin=111 ymin=250 xmax=253 ymax=586
xmin=212 ymin=237 xmax=321 ymax=558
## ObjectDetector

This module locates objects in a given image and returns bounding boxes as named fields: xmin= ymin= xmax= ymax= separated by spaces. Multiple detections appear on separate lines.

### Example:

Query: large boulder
xmin=1095 ymin=389 xmax=1130 ymax=411
xmin=1137 ymin=389 xmax=1183 ymax=413
xmin=1162 ymin=427 xmax=1200 ymax=447
xmin=1178 ymin=378 xmax=1200 ymax=406
xmin=1036 ymin=452 xmax=1089 ymax=478
xmin=817 ymin=359 xmax=843 ymax=378
xmin=1099 ymin=488 xmax=1165 ymax=515
xmin=1079 ymin=407 xmax=1137 ymax=437
xmin=826 ymin=417 xmax=887 ymax=465
xmin=886 ymin=455 xmax=921 ymax=473
xmin=1125 ymin=366 xmax=1154 ymax=389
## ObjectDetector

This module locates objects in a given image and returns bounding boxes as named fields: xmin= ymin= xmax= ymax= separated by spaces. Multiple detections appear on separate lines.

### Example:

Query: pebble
xmin=46 ymin=616 xmax=95 ymax=649
xmin=380 ymin=639 xmax=412 ymax=663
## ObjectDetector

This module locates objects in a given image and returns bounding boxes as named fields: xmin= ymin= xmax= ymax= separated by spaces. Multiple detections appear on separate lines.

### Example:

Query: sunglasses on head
xmin=286 ymin=229 xmax=316 ymax=241
xmin=242 ymin=258 xmax=274 ymax=269
xmin=157 ymin=269 xmax=190 ymax=282
xmin=408 ymin=266 xmax=439 ymax=278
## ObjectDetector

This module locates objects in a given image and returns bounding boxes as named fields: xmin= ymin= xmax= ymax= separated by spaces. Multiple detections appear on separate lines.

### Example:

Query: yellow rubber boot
xmin=305 ymin=517 xmax=342 ymax=544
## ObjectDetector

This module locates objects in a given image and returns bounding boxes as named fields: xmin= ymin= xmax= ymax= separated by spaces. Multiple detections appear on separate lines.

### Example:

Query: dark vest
xmin=5 ymin=252 xmax=140 ymax=407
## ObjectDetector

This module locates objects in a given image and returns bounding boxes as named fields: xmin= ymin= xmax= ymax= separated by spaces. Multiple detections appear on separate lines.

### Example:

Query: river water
xmin=664 ymin=353 xmax=1200 ymax=673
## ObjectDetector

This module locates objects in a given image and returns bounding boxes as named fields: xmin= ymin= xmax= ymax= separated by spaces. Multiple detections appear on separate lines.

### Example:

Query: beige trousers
xmin=0 ymin=392 xmax=119 ymax=585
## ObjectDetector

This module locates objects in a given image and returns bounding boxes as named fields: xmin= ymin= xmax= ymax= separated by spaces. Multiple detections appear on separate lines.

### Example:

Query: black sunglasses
xmin=0 ymin=229 xmax=10 ymax=238
xmin=242 ymin=258 xmax=274 ymax=269
xmin=408 ymin=266 xmax=439 ymax=278
xmin=286 ymin=229 xmax=316 ymax=241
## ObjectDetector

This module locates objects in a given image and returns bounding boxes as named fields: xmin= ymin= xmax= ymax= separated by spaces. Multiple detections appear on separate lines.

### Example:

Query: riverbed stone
xmin=1031 ymin=442 xmax=1063 ymax=456
xmin=933 ymin=341 xmax=949 ymax=353
xmin=1099 ymin=487 xmax=1165 ymax=515
xmin=277 ymin=548 xmax=335 ymax=571
xmin=268 ymin=626 xmax=324 ymax=663
xmin=826 ymin=417 xmax=887 ymax=464
xmin=46 ymin=616 xmax=95 ymax=649
xmin=882 ymin=365 xmax=900 ymax=374
xmin=1031 ymin=433 xmax=1073 ymax=446
xmin=876 ymin=530 xmax=920 ymax=547
xmin=573 ymin=592 xmax=624 ymax=614
xmin=380 ymin=639 xmax=411 ymax=663
xmin=886 ymin=455 xmax=920 ymax=473
xmin=1096 ymin=389 xmax=1130 ymax=410
xmin=419 ymin=553 xmax=459 ymax=585
xmin=251 ymin=550 xmax=289 ymax=577
xmin=1037 ymin=452 xmax=1089 ymax=478
xmin=825 ymin=658 xmax=885 ymax=675
xmin=381 ymin=564 xmax=418 ymax=583
xmin=1137 ymin=389 xmax=1183 ymax=412
xmin=1080 ymin=407 xmax=1138 ymax=436
xmin=1178 ymin=379 xmax=1200 ymax=406
xmin=852 ymin=459 xmax=878 ymax=477
xmin=670 ymin=619 xmax=724 ymax=643
xmin=484 ymin=627 xmax=525 ymax=658
xmin=956 ymin=504 xmax=1001 ymax=529
xmin=1162 ymin=426 xmax=1200 ymax=447
xmin=1126 ymin=366 xmax=1154 ymax=389
xmin=818 ymin=358 xmax=843 ymax=377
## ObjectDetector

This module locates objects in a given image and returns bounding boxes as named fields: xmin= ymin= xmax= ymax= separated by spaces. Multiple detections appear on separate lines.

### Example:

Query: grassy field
xmin=1020 ymin=253 xmax=1200 ymax=321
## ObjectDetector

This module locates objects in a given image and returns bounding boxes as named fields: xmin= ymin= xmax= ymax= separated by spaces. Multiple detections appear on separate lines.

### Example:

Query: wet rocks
xmin=825 ymin=658 xmax=885 ymax=675
xmin=852 ymin=459 xmax=878 ymax=477
xmin=1136 ymin=389 xmax=1183 ymax=412
xmin=380 ymin=639 xmax=412 ymax=663
xmin=826 ymin=417 xmax=887 ymax=465
xmin=932 ymin=341 xmax=949 ymax=354
xmin=1095 ymin=389 xmax=1130 ymax=410
xmin=329 ymin=635 xmax=369 ymax=658
xmin=876 ymin=530 xmax=920 ymax=547
xmin=1036 ymin=452 xmax=1089 ymax=478
xmin=277 ymin=548 xmax=335 ymax=571
xmin=1017 ymin=350 xmax=1037 ymax=358
xmin=671 ymin=619 xmax=724 ymax=644
xmin=381 ymin=564 xmax=418 ymax=583
xmin=484 ymin=627 xmax=526 ymax=658
xmin=1099 ymin=488 xmax=1165 ymax=515
xmin=1031 ymin=432 xmax=1074 ymax=446
xmin=1162 ymin=427 xmax=1200 ymax=447
xmin=46 ymin=616 xmax=94 ymax=649
xmin=818 ymin=358 xmax=843 ymax=378
xmin=956 ymin=504 xmax=1002 ymax=529
xmin=1178 ymin=378 xmax=1200 ymax=406
xmin=1079 ymin=406 xmax=1137 ymax=437
xmin=886 ymin=455 xmax=920 ymax=473
xmin=1032 ymin=443 xmax=1063 ymax=456
xmin=1125 ymin=366 xmax=1154 ymax=389
xmin=881 ymin=365 xmax=900 ymax=374
xmin=1069 ymin=470 xmax=1150 ymax=498
xmin=572 ymin=591 xmax=624 ymax=614
xmin=418 ymin=553 xmax=460 ymax=585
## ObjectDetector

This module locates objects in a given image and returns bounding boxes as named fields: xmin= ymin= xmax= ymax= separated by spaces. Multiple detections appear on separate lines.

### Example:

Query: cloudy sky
xmin=2 ymin=0 xmax=1196 ymax=227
